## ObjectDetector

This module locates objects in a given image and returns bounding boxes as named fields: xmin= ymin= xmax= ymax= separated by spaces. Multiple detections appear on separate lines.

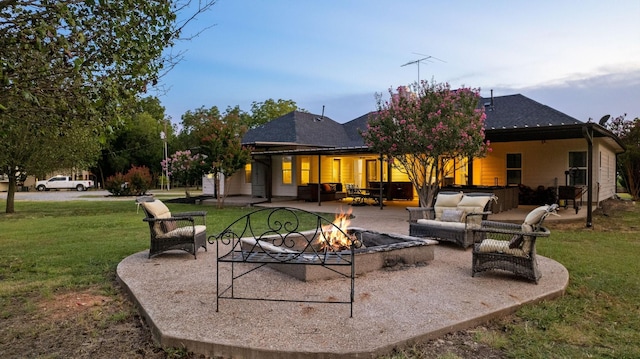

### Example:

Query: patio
xmin=117 ymin=199 xmax=571 ymax=358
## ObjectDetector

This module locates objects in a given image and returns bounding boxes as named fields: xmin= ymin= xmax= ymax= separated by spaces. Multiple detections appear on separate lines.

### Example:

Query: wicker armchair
xmin=137 ymin=198 xmax=207 ymax=259
xmin=472 ymin=204 xmax=558 ymax=283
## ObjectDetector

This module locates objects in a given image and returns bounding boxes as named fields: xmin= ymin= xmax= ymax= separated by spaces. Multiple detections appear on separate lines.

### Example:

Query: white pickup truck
xmin=35 ymin=176 xmax=94 ymax=192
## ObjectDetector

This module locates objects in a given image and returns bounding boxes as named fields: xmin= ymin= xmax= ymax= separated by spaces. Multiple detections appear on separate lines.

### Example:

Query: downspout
xmin=583 ymin=125 xmax=593 ymax=228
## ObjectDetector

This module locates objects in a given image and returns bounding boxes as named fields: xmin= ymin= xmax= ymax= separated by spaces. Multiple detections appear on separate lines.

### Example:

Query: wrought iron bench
xmin=137 ymin=197 xmax=207 ymax=259
xmin=472 ymin=204 xmax=558 ymax=283
xmin=210 ymin=207 xmax=361 ymax=317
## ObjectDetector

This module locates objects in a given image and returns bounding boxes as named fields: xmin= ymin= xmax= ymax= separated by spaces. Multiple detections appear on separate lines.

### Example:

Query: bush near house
xmin=105 ymin=166 xmax=153 ymax=196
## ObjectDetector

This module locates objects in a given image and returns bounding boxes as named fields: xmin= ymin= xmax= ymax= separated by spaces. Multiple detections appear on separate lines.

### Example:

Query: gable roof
xmin=243 ymin=110 xmax=363 ymax=148
xmin=242 ymin=94 xmax=623 ymax=154
xmin=482 ymin=94 xmax=582 ymax=129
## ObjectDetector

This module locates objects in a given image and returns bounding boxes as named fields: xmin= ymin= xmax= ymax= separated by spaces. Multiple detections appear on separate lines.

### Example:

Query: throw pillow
xmin=434 ymin=192 xmax=464 ymax=208
xmin=457 ymin=195 xmax=491 ymax=214
xmin=321 ymin=183 xmax=332 ymax=192
xmin=440 ymin=209 xmax=465 ymax=222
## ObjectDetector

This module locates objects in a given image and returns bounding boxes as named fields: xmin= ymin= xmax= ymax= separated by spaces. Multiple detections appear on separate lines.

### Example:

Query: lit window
xmin=282 ymin=156 xmax=292 ymax=184
xmin=300 ymin=157 xmax=310 ymax=184
xmin=244 ymin=163 xmax=252 ymax=183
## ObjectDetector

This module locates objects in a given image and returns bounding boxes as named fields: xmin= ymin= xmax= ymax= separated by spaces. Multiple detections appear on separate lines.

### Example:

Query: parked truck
xmin=35 ymin=176 xmax=94 ymax=192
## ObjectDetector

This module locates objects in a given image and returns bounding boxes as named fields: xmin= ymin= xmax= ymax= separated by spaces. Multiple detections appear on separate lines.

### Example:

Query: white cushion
xmin=157 ymin=225 xmax=206 ymax=239
xmin=478 ymin=239 xmax=528 ymax=257
xmin=457 ymin=195 xmax=491 ymax=214
xmin=416 ymin=219 xmax=467 ymax=230
xmin=434 ymin=192 xmax=463 ymax=220
xmin=142 ymin=200 xmax=173 ymax=236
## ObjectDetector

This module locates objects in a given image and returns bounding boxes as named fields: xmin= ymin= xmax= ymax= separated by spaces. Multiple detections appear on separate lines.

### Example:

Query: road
xmin=0 ymin=189 xmax=127 ymax=201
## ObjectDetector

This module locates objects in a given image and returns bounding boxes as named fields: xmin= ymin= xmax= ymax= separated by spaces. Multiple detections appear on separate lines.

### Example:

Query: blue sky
xmin=158 ymin=1 xmax=640 ymax=125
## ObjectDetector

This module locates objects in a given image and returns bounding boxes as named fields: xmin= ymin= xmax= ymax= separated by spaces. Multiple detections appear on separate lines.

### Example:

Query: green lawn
xmin=1 ymin=199 xmax=639 ymax=358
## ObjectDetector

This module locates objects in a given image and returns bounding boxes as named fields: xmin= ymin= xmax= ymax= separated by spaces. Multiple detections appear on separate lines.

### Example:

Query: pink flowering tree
xmin=161 ymin=150 xmax=208 ymax=196
xmin=361 ymin=81 xmax=490 ymax=206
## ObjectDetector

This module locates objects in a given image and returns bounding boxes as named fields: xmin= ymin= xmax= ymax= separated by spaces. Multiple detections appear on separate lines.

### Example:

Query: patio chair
xmin=137 ymin=197 xmax=207 ymax=259
xmin=472 ymin=204 xmax=558 ymax=283
xmin=346 ymin=184 xmax=366 ymax=206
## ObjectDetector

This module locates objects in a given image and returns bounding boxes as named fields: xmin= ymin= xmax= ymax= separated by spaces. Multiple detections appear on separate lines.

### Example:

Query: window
xmin=244 ymin=163 xmax=252 ymax=183
xmin=300 ymin=157 xmax=310 ymax=184
xmin=506 ymin=153 xmax=521 ymax=185
xmin=282 ymin=156 xmax=292 ymax=184
xmin=568 ymin=151 xmax=587 ymax=186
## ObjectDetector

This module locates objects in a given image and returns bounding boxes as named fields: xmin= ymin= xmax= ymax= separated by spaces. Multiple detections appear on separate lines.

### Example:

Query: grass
xmin=1 ymin=198 xmax=640 ymax=358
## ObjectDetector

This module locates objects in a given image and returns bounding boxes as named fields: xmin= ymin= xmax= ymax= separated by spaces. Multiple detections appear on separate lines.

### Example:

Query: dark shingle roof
xmin=243 ymin=94 xmax=598 ymax=149
xmin=242 ymin=111 xmax=352 ymax=147
xmin=482 ymin=94 xmax=583 ymax=129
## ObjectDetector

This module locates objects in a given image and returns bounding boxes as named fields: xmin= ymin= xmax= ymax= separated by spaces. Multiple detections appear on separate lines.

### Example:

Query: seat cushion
xmin=416 ymin=219 xmax=467 ymax=230
xmin=478 ymin=239 xmax=528 ymax=257
xmin=157 ymin=225 xmax=206 ymax=239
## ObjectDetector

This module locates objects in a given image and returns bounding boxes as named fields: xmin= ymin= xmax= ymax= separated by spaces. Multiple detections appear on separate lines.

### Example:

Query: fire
xmin=319 ymin=208 xmax=356 ymax=251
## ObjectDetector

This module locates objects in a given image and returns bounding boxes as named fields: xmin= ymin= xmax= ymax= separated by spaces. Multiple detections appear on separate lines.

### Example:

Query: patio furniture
xmin=137 ymin=197 xmax=207 ymax=259
xmin=472 ymin=204 xmax=558 ymax=283
xmin=211 ymin=207 xmax=360 ymax=317
xmin=346 ymin=184 xmax=367 ymax=206
xmin=407 ymin=191 xmax=496 ymax=248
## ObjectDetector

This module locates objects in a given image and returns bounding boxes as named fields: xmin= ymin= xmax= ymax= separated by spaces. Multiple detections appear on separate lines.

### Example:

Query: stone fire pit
xmin=243 ymin=227 xmax=437 ymax=281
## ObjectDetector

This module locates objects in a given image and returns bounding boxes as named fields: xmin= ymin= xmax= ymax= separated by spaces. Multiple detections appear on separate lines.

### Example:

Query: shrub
xmin=105 ymin=166 xmax=153 ymax=196
xmin=105 ymin=173 xmax=129 ymax=196
xmin=125 ymin=166 xmax=152 ymax=196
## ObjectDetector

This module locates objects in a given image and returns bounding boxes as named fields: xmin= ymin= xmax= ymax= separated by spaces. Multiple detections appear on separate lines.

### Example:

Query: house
xmin=224 ymin=94 xmax=624 ymax=225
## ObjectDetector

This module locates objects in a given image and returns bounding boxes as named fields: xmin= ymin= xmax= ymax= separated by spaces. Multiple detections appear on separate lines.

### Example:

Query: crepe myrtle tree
xmin=161 ymin=150 xmax=207 ymax=196
xmin=361 ymin=81 xmax=490 ymax=207
xmin=196 ymin=107 xmax=252 ymax=208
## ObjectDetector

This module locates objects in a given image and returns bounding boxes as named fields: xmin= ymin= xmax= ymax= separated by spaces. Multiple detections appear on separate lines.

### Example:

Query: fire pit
xmin=264 ymin=227 xmax=436 ymax=281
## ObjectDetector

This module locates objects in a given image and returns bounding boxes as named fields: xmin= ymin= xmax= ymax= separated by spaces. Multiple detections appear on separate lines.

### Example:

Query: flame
xmin=319 ymin=207 xmax=355 ymax=251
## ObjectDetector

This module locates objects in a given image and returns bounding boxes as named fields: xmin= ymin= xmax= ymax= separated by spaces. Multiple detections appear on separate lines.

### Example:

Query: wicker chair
xmin=137 ymin=197 xmax=207 ymax=259
xmin=472 ymin=204 xmax=558 ymax=283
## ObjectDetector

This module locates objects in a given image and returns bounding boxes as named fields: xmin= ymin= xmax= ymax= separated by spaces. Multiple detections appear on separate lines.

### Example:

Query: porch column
xmin=317 ymin=154 xmax=322 ymax=206
xmin=583 ymin=126 xmax=594 ymax=227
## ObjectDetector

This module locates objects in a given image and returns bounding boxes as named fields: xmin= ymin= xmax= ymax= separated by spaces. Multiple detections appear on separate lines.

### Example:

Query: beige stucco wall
xmin=474 ymin=137 xmax=619 ymax=202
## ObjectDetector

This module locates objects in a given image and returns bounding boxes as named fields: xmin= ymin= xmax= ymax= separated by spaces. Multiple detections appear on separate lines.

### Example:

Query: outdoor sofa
xmin=407 ymin=191 xmax=496 ymax=248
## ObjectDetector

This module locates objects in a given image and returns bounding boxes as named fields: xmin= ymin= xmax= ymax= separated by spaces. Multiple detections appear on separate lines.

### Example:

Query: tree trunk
xmin=5 ymin=174 xmax=17 ymax=213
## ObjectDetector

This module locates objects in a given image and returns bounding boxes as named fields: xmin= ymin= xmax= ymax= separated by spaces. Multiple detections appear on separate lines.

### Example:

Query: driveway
xmin=0 ymin=189 xmax=120 ymax=201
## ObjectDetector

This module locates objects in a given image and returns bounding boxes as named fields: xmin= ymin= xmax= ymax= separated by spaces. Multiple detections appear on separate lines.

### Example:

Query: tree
xmin=161 ymin=149 xmax=207 ymax=196
xmin=0 ymin=0 xmax=216 ymax=213
xmin=361 ymin=81 xmax=490 ymax=207
xmin=605 ymin=114 xmax=640 ymax=200
xmin=245 ymin=99 xmax=304 ymax=129
xmin=196 ymin=107 xmax=252 ymax=208
xmin=92 ymin=96 xmax=167 ymax=187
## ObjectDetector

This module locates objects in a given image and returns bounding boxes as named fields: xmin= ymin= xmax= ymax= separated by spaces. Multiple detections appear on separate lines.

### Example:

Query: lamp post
xmin=160 ymin=120 xmax=170 ymax=191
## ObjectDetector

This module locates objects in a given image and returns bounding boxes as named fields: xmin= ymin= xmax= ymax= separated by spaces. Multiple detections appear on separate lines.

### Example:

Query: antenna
xmin=401 ymin=53 xmax=445 ymax=83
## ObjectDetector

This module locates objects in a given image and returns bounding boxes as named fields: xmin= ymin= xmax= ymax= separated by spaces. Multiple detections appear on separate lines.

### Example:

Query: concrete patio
xmin=117 ymin=198 xmax=573 ymax=358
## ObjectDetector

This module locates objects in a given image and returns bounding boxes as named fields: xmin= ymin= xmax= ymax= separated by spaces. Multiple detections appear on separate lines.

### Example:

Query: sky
xmin=158 ymin=1 xmax=640 ymax=125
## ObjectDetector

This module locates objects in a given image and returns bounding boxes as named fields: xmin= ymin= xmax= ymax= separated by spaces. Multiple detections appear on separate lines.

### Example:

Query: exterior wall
xmin=272 ymin=155 xmax=297 ymax=197
xmin=474 ymin=138 xmax=619 ymax=203
xmin=595 ymin=140 xmax=619 ymax=201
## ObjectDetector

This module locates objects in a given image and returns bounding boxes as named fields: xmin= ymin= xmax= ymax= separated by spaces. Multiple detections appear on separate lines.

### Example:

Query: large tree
xmin=361 ymin=81 xmax=490 ymax=207
xmin=246 ymin=98 xmax=304 ymax=129
xmin=605 ymin=114 xmax=640 ymax=200
xmin=0 ymin=0 xmax=215 ymax=213
xmin=186 ymin=106 xmax=251 ymax=208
